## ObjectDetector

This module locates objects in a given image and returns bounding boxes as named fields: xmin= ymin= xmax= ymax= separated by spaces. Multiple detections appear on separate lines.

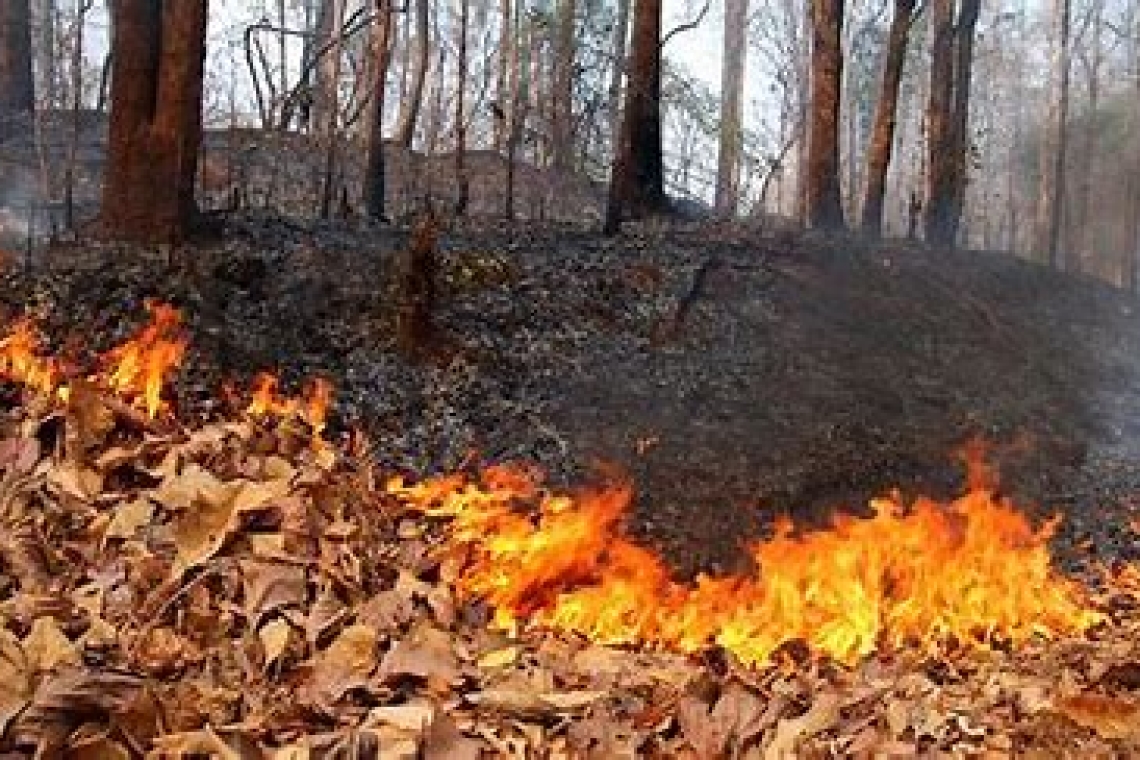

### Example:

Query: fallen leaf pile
xmin=0 ymin=385 xmax=1139 ymax=757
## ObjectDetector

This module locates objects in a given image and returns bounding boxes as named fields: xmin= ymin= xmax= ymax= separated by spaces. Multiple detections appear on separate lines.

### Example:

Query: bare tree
xmin=364 ymin=0 xmax=395 ymax=220
xmin=608 ymin=0 xmax=631 ymax=153
xmin=859 ymin=0 xmax=917 ymax=237
xmin=715 ymin=0 xmax=749 ymax=216
xmin=455 ymin=0 xmax=470 ymax=214
xmin=551 ymin=0 xmax=577 ymax=171
xmin=604 ymin=0 xmax=665 ymax=233
xmin=394 ymin=0 xmax=429 ymax=147
xmin=1037 ymin=0 xmax=1072 ymax=268
xmin=0 ymin=0 xmax=35 ymax=116
xmin=100 ymin=0 xmax=208 ymax=244
xmin=805 ymin=0 xmax=846 ymax=230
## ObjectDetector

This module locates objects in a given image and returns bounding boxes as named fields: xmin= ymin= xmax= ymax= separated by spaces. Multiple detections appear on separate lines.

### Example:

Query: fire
xmin=246 ymin=373 xmax=334 ymax=440
xmin=0 ymin=318 xmax=62 ymax=397
xmin=390 ymin=453 xmax=1102 ymax=667
xmin=101 ymin=301 xmax=188 ymax=417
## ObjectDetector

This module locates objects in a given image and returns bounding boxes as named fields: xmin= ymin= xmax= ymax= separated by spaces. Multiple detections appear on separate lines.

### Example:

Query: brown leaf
xmin=149 ymin=725 xmax=242 ymax=759
xmin=677 ymin=682 xmax=767 ymax=759
xmin=102 ymin=498 xmax=154 ymax=542
xmin=1054 ymin=693 xmax=1140 ymax=740
xmin=378 ymin=624 xmax=461 ymax=688
xmin=421 ymin=710 xmax=484 ymax=760
xmin=0 ymin=436 xmax=40 ymax=474
xmin=366 ymin=698 xmax=436 ymax=732
xmin=0 ymin=629 xmax=31 ymax=732
xmin=763 ymin=692 xmax=840 ymax=760
xmin=22 ymin=616 xmax=80 ymax=672
xmin=306 ymin=623 xmax=379 ymax=705
xmin=259 ymin=617 xmax=295 ymax=667
xmin=241 ymin=559 xmax=308 ymax=624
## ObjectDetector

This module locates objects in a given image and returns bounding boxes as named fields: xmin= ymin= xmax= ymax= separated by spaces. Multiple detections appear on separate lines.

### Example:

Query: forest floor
xmin=4 ymin=212 xmax=1140 ymax=575
xmin=3 ymin=213 xmax=1140 ymax=755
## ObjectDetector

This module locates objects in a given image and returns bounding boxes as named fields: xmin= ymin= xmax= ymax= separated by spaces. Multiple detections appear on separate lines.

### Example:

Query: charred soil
xmin=4 ymin=215 xmax=1140 ymax=577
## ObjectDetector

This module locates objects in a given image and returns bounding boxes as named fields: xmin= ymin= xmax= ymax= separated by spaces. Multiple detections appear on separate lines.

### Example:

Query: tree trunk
xmin=860 ymin=0 xmax=915 ymax=237
xmin=311 ymin=0 xmax=338 ymax=134
xmin=99 ymin=0 xmax=208 ymax=244
xmin=1037 ymin=0 xmax=1071 ymax=269
xmin=505 ymin=0 xmax=529 ymax=221
xmin=946 ymin=0 xmax=979 ymax=245
xmin=454 ymin=0 xmax=469 ymax=215
xmin=604 ymin=0 xmax=665 ymax=233
xmin=493 ymin=0 xmax=511 ymax=151
xmin=318 ymin=0 xmax=346 ymax=218
xmin=805 ymin=0 xmax=845 ymax=231
xmin=551 ymin=0 xmax=576 ymax=171
xmin=607 ymin=0 xmax=631 ymax=156
xmin=0 ymin=0 xmax=35 ymax=116
xmin=922 ymin=0 xmax=954 ymax=245
xmin=394 ymin=0 xmax=429 ymax=147
xmin=363 ymin=0 xmax=394 ymax=220
xmin=714 ymin=0 xmax=748 ymax=216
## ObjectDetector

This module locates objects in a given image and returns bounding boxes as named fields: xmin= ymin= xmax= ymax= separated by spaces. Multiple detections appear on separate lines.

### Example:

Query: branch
xmin=662 ymin=0 xmax=712 ymax=47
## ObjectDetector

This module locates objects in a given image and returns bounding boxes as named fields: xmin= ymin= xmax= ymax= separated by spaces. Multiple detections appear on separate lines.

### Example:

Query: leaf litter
xmin=0 ymin=381 xmax=1133 ymax=756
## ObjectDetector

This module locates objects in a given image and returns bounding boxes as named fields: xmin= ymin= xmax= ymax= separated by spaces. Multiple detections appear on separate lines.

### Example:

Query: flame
xmin=246 ymin=372 xmax=333 ymax=441
xmin=391 ymin=453 xmax=1102 ymax=666
xmin=0 ymin=318 xmax=62 ymax=397
xmin=101 ymin=301 xmax=187 ymax=417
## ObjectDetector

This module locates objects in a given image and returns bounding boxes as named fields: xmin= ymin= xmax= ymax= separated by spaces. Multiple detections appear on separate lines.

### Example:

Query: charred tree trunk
xmin=0 ymin=0 xmax=35 ymax=116
xmin=922 ymin=0 xmax=955 ymax=245
xmin=859 ymin=0 xmax=916 ymax=237
xmin=714 ymin=0 xmax=748 ymax=216
xmin=923 ymin=0 xmax=978 ymax=247
xmin=363 ymin=0 xmax=394 ymax=220
xmin=805 ymin=0 xmax=845 ymax=231
xmin=99 ymin=0 xmax=208 ymax=245
xmin=394 ymin=0 xmax=428 ymax=147
xmin=493 ymin=0 xmax=511 ymax=151
xmin=946 ymin=0 xmax=978 ymax=244
xmin=604 ymin=0 xmax=665 ymax=234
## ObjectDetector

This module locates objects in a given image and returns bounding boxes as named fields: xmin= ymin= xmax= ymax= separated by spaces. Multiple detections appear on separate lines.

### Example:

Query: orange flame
xmin=247 ymin=372 xmax=334 ymax=441
xmin=101 ymin=301 xmax=187 ymax=417
xmin=0 ymin=318 xmax=61 ymax=397
xmin=390 ymin=454 xmax=1101 ymax=666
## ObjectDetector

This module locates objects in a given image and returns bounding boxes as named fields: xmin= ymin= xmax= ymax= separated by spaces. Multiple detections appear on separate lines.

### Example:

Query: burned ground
xmin=3 ymin=215 xmax=1140 ymax=578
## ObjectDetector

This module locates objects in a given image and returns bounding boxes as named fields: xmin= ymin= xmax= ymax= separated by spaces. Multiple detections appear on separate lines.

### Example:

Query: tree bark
xmin=454 ymin=0 xmax=469 ymax=215
xmin=607 ymin=0 xmax=631 ymax=156
xmin=604 ymin=0 xmax=665 ymax=233
xmin=363 ymin=0 xmax=394 ymax=220
xmin=1037 ymin=0 xmax=1071 ymax=269
xmin=946 ymin=0 xmax=979 ymax=244
xmin=99 ymin=0 xmax=208 ymax=244
xmin=493 ymin=0 xmax=511 ymax=151
xmin=805 ymin=0 xmax=845 ymax=231
xmin=551 ymin=0 xmax=576 ymax=171
xmin=860 ymin=0 xmax=916 ymax=237
xmin=714 ymin=0 xmax=748 ymax=216
xmin=0 ymin=0 xmax=35 ymax=116
xmin=394 ymin=0 xmax=429 ymax=147
xmin=922 ymin=0 xmax=955 ymax=245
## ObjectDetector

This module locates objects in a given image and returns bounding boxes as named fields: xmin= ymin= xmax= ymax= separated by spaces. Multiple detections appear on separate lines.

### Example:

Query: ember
xmin=390 ymin=451 xmax=1102 ymax=666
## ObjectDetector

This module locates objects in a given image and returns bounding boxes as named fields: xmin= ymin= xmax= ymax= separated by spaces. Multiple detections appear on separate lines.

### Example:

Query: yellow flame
xmin=391 ymin=454 xmax=1102 ymax=667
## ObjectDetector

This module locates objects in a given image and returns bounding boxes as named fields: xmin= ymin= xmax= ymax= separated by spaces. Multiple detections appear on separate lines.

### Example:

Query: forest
xmin=1 ymin=0 xmax=1140 ymax=757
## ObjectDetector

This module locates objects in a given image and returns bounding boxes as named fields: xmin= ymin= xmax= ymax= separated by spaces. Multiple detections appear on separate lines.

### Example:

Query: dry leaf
xmin=477 ymin=645 xmax=520 ymax=670
xmin=241 ymin=559 xmax=307 ymax=623
xmin=103 ymin=498 xmax=154 ymax=542
xmin=678 ymin=682 xmax=767 ymax=758
xmin=259 ymin=618 xmax=294 ymax=667
xmin=763 ymin=692 xmax=840 ymax=760
xmin=366 ymin=698 xmax=435 ymax=732
xmin=0 ymin=629 xmax=31 ymax=732
xmin=378 ymin=624 xmax=460 ymax=688
xmin=48 ymin=459 xmax=103 ymax=500
xmin=150 ymin=725 xmax=242 ymax=759
xmin=23 ymin=616 xmax=80 ymax=671
xmin=421 ymin=710 xmax=484 ymax=760
xmin=1054 ymin=693 xmax=1140 ymax=740
xmin=306 ymin=623 xmax=379 ymax=705
xmin=0 ymin=437 xmax=40 ymax=473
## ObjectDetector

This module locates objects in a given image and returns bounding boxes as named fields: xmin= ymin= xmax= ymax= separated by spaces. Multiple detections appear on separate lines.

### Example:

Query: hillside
xmin=3 ymin=215 xmax=1139 ymax=580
